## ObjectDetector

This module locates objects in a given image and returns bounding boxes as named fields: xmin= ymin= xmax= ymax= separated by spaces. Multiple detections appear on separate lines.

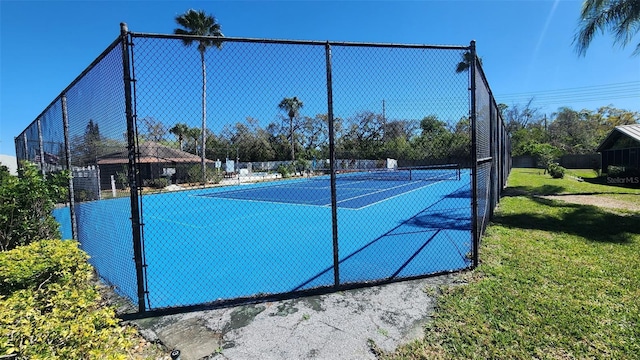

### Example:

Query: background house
xmin=597 ymin=124 xmax=640 ymax=174
xmin=0 ymin=154 xmax=18 ymax=175
xmin=97 ymin=142 xmax=212 ymax=188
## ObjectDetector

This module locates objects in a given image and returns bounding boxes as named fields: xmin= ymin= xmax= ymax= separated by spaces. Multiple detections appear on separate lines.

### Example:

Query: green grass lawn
xmin=387 ymin=168 xmax=640 ymax=360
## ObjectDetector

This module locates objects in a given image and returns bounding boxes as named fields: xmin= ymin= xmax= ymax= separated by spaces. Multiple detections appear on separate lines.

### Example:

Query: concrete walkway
xmin=132 ymin=273 xmax=464 ymax=360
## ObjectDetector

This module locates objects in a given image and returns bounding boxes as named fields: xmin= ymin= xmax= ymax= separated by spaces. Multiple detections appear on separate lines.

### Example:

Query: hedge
xmin=0 ymin=240 xmax=140 ymax=359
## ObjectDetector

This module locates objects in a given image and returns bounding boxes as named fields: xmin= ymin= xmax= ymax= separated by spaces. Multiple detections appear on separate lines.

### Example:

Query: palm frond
xmin=173 ymin=28 xmax=195 ymax=47
xmin=633 ymin=40 xmax=640 ymax=55
xmin=455 ymin=62 xmax=469 ymax=73
xmin=174 ymin=9 xmax=224 ymax=51
xmin=581 ymin=0 xmax=608 ymax=16
xmin=610 ymin=0 xmax=640 ymax=47
xmin=575 ymin=0 xmax=640 ymax=56
xmin=455 ymin=51 xmax=481 ymax=73
xmin=574 ymin=0 xmax=611 ymax=55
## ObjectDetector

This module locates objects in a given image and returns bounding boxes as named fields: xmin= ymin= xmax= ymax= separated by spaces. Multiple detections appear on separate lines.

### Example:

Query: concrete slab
xmin=155 ymin=318 xmax=223 ymax=360
xmin=132 ymin=273 xmax=465 ymax=360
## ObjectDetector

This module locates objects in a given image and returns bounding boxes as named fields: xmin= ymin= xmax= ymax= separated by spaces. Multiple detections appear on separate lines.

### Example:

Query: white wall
xmin=0 ymin=154 xmax=18 ymax=175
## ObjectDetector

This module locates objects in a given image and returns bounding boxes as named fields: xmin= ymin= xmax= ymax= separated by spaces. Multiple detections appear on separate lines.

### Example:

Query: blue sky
xmin=1 ymin=0 xmax=639 ymax=158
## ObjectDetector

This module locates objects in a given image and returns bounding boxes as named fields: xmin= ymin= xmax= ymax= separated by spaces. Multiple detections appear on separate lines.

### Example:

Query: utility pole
xmin=382 ymin=99 xmax=386 ymax=123
xmin=382 ymin=99 xmax=386 ymax=141
xmin=544 ymin=114 xmax=548 ymax=141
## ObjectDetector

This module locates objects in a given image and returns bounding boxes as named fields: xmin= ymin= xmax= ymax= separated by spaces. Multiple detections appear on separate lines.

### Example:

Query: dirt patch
xmin=539 ymin=195 xmax=640 ymax=213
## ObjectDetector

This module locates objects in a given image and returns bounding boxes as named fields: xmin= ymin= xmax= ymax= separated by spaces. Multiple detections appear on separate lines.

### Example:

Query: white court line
xmin=211 ymin=194 xmax=326 ymax=206
xmin=186 ymin=178 xmax=382 ymax=202
xmin=182 ymin=176 xmax=457 ymax=211
xmin=335 ymin=181 xmax=418 ymax=204
xmin=186 ymin=177 xmax=395 ymax=198
xmin=335 ymin=180 xmax=447 ymax=211
xmin=143 ymin=178 xmax=454 ymax=230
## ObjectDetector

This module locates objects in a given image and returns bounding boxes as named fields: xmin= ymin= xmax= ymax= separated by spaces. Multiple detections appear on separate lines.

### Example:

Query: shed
xmin=596 ymin=124 xmax=640 ymax=173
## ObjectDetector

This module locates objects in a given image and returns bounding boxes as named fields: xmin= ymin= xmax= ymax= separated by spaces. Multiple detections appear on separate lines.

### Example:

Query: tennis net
xmin=319 ymin=164 xmax=461 ymax=182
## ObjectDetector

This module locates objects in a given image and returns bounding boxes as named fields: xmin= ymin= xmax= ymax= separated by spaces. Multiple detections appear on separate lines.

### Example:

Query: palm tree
xmin=574 ymin=0 xmax=640 ymax=56
xmin=169 ymin=123 xmax=189 ymax=151
xmin=455 ymin=51 xmax=482 ymax=73
xmin=278 ymin=97 xmax=304 ymax=161
xmin=186 ymin=127 xmax=202 ymax=155
xmin=174 ymin=9 xmax=224 ymax=184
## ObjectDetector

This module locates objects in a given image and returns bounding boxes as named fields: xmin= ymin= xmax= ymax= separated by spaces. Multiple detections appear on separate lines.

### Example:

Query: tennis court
xmin=22 ymin=30 xmax=511 ymax=314
xmin=199 ymin=165 xmax=462 ymax=209
xmin=55 ymin=166 xmax=472 ymax=308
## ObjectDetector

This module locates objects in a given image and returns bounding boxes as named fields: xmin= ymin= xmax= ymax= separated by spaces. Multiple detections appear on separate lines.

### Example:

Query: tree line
xmin=69 ymin=101 xmax=639 ymax=171
xmin=505 ymin=103 xmax=639 ymax=165
xmin=136 ymin=108 xmax=472 ymax=166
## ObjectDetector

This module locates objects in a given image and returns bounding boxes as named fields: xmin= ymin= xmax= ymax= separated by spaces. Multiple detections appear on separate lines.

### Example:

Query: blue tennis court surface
xmin=54 ymin=169 xmax=473 ymax=309
xmin=197 ymin=177 xmax=451 ymax=209
xmin=198 ymin=167 xmax=462 ymax=209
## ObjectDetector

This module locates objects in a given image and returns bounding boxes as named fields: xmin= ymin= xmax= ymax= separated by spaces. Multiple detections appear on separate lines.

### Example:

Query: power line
xmin=496 ymin=81 xmax=638 ymax=96
xmin=495 ymin=81 xmax=640 ymax=108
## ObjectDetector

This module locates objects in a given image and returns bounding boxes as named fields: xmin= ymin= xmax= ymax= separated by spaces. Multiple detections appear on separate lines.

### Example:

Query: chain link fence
xmin=15 ymin=25 xmax=510 ymax=315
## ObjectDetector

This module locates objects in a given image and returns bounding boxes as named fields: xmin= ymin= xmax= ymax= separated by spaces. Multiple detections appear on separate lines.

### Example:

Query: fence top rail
xmin=129 ymin=31 xmax=471 ymax=51
xmin=16 ymin=35 xmax=124 ymax=140
xmin=15 ymin=26 xmax=471 ymax=142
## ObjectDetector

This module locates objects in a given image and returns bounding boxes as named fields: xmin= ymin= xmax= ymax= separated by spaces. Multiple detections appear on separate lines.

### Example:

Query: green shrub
xmin=156 ymin=177 xmax=170 ymax=188
xmin=116 ymin=168 xmax=129 ymax=190
xmin=0 ymin=162 xmax=63 ymax=251
xmin=607 ymin=166 xmax=640 ymax=178
xmin=143 ymin=177 xmax=170 ymax=189
xmin=277 ymin=163 xmax=295 ymax=178
xmin=74 ymin=189 xmax=96 ymax=202
xmin=0 ymin=239 xmax=89 ymax=295
xmin=187 ymin=164 xmax=221 ymax=184
xmin=548 ymin=163 xmax=566 ymax=179
xmin=0 ymin=164 xmax=10 ymax=183
xmin=592 ymin=162 xmax=601 ymax=177
xmin=0 ymin=240 xmax=139 ymax=359
xmin=294 ymin=159 xmax=311 ymax=175
xmin=46 ymin=171 xmax=70 ymax=204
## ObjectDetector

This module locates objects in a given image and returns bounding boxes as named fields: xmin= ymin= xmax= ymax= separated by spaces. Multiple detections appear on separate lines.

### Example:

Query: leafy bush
xmin=607 ymin=166 xmax=640 ymax=178
xmin=592 ymin=162 xmax=601 ymax=177
xmin=527 ymin=143 xmax=561 ymax=171
xmin=74 ymin=189 xmax=96 ymax=202
xmin=187 ymin=164 xmax=221 ymax=184
xmin=143 ymin=177 xmax=170 ymax=189
xmin=0 ymin=240 xmax=87 ymax=296
xmin=0 ymin=240 xmax=139 ymax=359
xmin=294 ymin=159 xmax=311 ymax=175
xmin=46 ymin=171 xmax=70 ymax=204
xmin=0 ymin=164 xmax=10 ymax=183
xmin=116 ymin=167 xmax=129 ymax=190
xmin=0 ymin=162 xmax=64 ymax=251
xmin=548 ymin=163 xmax=566 ymax=179
xmin=276 ymin=163 xmax=295 ymax=178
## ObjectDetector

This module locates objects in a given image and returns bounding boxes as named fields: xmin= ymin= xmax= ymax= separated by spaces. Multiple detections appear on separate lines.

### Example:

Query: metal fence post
xmin=325 ymin=41 xmax=340 ymax=287
xmin=121 ymin=22 xmax=147 ymax=313
xmin=36 ymin=118 xmax=46 ymax=176
xmin=61 ymin=95 xmax=78 ymax=240
xmin=489 ymin=101 xmax=496 ymax=218
xmin=13 ymin=137 xmax=19 ymax=168
xmin=23 ymin=133 xmax=28 ymax=165
xmin=469 ymin=40 xmax=479 ymax=268
xmin=497 ymin=108 xmax=502 ymax=197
